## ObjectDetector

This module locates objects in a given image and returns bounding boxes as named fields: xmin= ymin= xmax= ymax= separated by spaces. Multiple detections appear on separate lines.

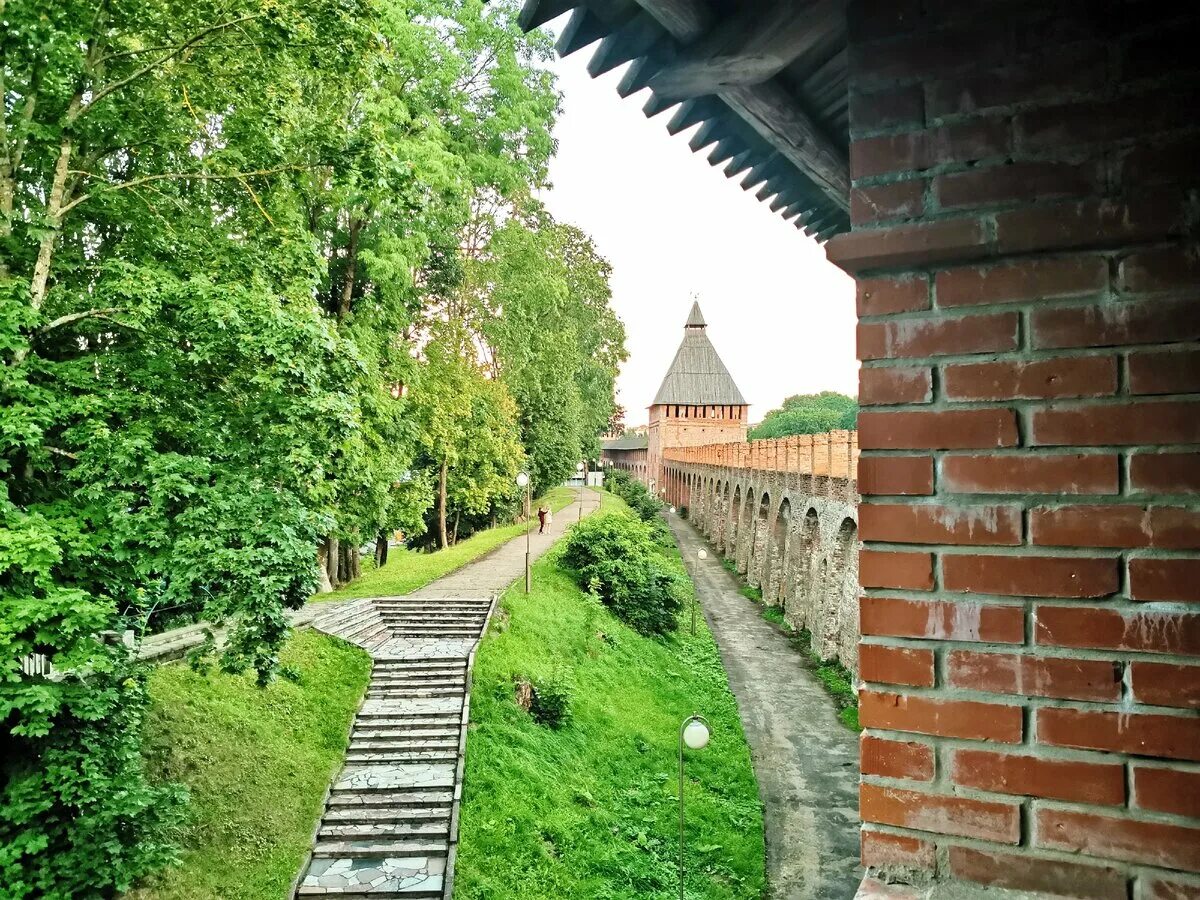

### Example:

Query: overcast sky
xmin=536 ymin=40 xmax=857 ymax=426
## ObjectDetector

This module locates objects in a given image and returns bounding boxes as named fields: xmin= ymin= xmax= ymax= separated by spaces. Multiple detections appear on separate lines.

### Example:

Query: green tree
xmin=748 ymin=391 xmax=859 ymax=439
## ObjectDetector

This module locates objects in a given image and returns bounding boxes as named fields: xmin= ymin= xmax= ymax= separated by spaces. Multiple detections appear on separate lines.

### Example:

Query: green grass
xmin=316 ymin=487 xmax=577 ymax=602
xmin=129 ymin=630 xmax=371 ymax=900
xmin=455 ymin=499 xmax=766 ymax=900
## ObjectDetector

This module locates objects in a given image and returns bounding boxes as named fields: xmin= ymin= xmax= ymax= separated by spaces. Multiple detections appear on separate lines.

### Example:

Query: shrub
xmin=562 ymin=514 xmax=684 ymax=636
xmin=529 ymin=672 xmax=573 ymax=729
xmin=601 ymin=469 xmax=664 ymax=522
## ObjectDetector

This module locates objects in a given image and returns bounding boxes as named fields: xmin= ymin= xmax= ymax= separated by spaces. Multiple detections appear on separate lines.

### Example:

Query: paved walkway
xmin=295 ymin=491 xmax=600 ymax=899
xmin=667 ymin=515 xmax=862 ymax=900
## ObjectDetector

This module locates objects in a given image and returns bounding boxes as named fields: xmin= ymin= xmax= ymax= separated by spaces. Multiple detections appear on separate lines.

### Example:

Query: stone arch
xmin=727 ymin=483 xmax=742 ymax=558
xmin=827 ymin=517 xmax=860 ymax=670
xmin=737 ymin=486 xmax=756 ymax=574
xmin=785 ymin=507 xmax=821 ymax=632
xmin=748 ymin=490 xmax=771 ymax=587
xmin=765 ymin=497 xmax=791 ymax=606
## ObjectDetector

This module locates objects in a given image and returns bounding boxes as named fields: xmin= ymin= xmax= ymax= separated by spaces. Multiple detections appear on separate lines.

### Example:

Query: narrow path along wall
xmin=659 ymin=432 xmax=861 ymax=673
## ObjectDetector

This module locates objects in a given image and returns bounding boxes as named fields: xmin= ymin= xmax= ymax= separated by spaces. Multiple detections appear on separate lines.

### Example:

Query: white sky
xmin=536 ymin=42 xmax=858 ymax=426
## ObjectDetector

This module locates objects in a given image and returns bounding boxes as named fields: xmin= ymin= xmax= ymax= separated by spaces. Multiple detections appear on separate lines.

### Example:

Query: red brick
xmin=861 ymin=596 xmax=1024 ymax=643
xmin=858 ymin=312 xmax=1018 ymax=360
xmin=860 ymin=644 xmax=935 ymax=687
xmin=1032 ymin=297 xmax=1200 ymax=349
xmin=859 ymin=367 xmax=932 ymax=405
xmin=860 ymin=690 xmax=1022 ymax=742
xmin=849 ymin=85 xmax=925 ymax=134
xmin=943 ymin=356 xmax=1116 ymax=401
xmin=948 ymin=846 xmax=1126 ymax=900
xmin=857 ymin=276 xmax=930 ymax=317
xmin=937 ymin=161 xmax=1099 ymax=209
xmin=826 ymin=218 xmax=989 ymax=274
xmin=943 ymin=553 xmax=1118 ymax=598
xmin=860 ymin=549 xmax=934 ymax=590
xmin=1130 ymin=452 xmax=1200 ymax=495
xmin=852 ymin=181 xmax=925 ymax=224
xmin=1129 ymin=349 xmax=1200 ymax=395
xmin=1130 ymin=558 xmax=1200 ymax=602
xmin=1139 ymin=874 xmax=1200 ymax=900
xmin=1123 ymin=136 xmax=1200 ymax=188
xmin=1036 ymin=807 xmax=1200 ymax=872
xmin=1030 ymin=402 xmax=1200 ymax=447
xmin=996 ymin=195 xmax=1180 ymax=254
xmin=941 ymin=453 xmax=1119 ymax=495
xmin=936 ymin=256 xmax=1107 ymax=308
xmin=1031 ymin=504 xmax=1152 ymax=548
xmin=859 ymin=503 xmax=1021 ymax=546
xmin=859 ymin=410 xmax=1018 ymax=450
xmin=1133 ymin=765 xmax=1200 ymax=818
xmin=861 ymin=829 xmax=935 ymax=872
xmin=1036 ymin=605 xmax=1200 ymax=656
xmin=1038 ymin=707 xmax=1200 ymax=762
xmin=926 ymin=44 xmax=1108 ymax=117
xmin=951 ymin=749 xmax=1125 ymax=804
xmin=1017 ymin=96 xmax=1176 ymax=152
xmin=860 ymin=782 xmax=1020 ymax=842
xmin=854 ymin=27 xmax=1010 ymax=85
xmin=860 ymin=734 xmax=935 ymax=780
xmin=1131 ymin=662 xmax=1200 ymax=710
xmin=850 ymin=120 xmax=1011 ymax=179
xmin=858 ymin=455 xmax=934 ymax=496
xmin=1123 ymin=245 xmax=1200 ymax=293
xmin=946 ymin=650 xmax=1121 ymax=702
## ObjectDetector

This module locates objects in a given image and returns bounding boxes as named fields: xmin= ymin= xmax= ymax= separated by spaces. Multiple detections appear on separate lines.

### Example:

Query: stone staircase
xmin=294 ymin=595 xmax=496 ymax=899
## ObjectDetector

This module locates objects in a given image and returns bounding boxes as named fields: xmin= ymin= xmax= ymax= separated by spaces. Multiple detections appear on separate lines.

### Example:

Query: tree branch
xmin=80 ymin=13 xmax=264 ymax=118
xmin=38 ymin=307 xmax=128 ymax=333
xmin=59 ymin=165 xmax=302 ymax=215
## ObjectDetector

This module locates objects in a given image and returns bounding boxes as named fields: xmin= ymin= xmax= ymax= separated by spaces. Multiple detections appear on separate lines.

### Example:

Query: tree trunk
xmin=28 ymin=94 xmax=81 ymax=317
xmin=315 ymin=544 xmax=334 ymax=593
xmin=337 ymin=543 xmax=353 ymax=585
xmin=326 ymin=535 xmax=340 ymax=588
xmin=452 ymin=509 xmax=460 ymax=546
xmin=337 ymin=217 xmax=361 ymax=320
xmin=438 ymin=458 xmax=449 ymax=549
xmin=350 ymin=545 xmax=361 ymax=581
xmin=375 ymin=533 xmax=388 ymax=568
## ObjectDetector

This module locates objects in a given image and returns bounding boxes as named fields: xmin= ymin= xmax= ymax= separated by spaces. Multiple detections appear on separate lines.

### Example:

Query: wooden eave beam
xmin=519 ymin=0 xmax=579 ymax=31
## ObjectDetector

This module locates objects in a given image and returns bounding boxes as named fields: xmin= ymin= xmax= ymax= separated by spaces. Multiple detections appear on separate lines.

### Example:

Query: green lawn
xmin=315 ymin=486 xmax=579 ymax=602
xmin=129 ymin=630 xmax=371 ymax=900
xmin=455 ymin=499 xmax=767 ymax=899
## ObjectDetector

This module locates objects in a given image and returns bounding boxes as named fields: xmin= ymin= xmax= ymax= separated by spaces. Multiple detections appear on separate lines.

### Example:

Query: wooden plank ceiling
xmin=519 ymin=0 xmax=851 ymax=240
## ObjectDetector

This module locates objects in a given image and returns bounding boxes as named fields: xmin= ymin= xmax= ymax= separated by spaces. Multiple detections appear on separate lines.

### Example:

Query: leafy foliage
xmin=561 ymin=513 xmax=685 ymax=637
xmin=529 ymin=671 xmax=574 ymax=729
xmin=601 ymin=467 xmax=666 ymax=523
xmin=748 ymin=391 xmax=858 ymax=439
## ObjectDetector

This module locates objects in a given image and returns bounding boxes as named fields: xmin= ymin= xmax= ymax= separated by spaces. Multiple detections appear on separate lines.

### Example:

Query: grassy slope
xmin=456 ymin=496 xmax=767 ymax=900
xmin=317 ymin=487 xmax=578 ymax=603
xmin=129 ymin=630 xmax=371 ymax=900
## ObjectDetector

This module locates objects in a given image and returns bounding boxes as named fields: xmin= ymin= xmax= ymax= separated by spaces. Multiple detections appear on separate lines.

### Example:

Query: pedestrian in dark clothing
xmin=537 ymin=506 xmax=547 ymax=533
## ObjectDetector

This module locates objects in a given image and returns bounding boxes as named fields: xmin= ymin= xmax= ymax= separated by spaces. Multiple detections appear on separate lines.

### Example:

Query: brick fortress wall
xmin=827 ymin=2 xmax=1200 ymax=894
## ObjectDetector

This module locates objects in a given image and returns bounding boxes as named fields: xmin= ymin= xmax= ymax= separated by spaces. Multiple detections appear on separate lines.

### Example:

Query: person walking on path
xmin=537 ymin=505 xmax=548 ymax=533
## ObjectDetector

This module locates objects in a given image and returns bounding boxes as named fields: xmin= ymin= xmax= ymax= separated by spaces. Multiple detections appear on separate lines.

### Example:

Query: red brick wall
xmin=830 ymin=3 xmax=1200 ymax=895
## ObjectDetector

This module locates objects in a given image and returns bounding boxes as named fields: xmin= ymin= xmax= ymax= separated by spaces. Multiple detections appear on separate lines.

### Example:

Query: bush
xmin=530 ymin=672 xmax=573 ymax=729
xmin=602 ymin=469 xmax=664 ymax=522
xmin=562 ymin=514 xmax=684 ymax=637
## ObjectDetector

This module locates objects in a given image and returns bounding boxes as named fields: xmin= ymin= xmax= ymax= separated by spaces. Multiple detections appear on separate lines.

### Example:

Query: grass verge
xmin=316 ymin=487 xmax=577 ymax=602
xmin=128 ymin=630 xmax=371 ymax=900
xmin=455 ymin=498 xmax=766 ymax=899
xmin=719 ymin=554 xmax=859 ymax=731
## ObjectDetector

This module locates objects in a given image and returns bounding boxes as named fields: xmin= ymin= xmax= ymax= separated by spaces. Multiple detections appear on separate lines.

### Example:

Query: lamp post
xmin=678 ymin=713 xmax=711 ymax=900
xmin=576 ymin=460 xmax=586 ymax=521
xmin=693 ymin=548 xmax=708 ymax=636
xmin=517 ymin=472 xmax=531 ymax=593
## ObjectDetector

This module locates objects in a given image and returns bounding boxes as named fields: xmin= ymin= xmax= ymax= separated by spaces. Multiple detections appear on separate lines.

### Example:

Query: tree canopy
xmin=748 ymin=391 xmax=858 ymax=439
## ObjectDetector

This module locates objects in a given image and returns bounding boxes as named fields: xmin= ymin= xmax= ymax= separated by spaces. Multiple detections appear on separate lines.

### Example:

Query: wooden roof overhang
xmin=518 ymin=0 xmax=851 ymax=241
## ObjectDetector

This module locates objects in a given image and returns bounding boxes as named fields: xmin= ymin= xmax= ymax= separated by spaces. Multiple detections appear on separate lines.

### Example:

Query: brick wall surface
xmin=829 ymin=2 xmax=1200 ymax=895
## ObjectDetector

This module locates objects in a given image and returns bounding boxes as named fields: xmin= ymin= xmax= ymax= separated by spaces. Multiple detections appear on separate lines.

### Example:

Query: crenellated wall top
xmin=661 ymin=430 xmax=858 ymax=480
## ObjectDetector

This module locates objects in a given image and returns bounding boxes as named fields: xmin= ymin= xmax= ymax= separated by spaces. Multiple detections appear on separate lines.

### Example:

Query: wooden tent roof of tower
xmin=652 ymin=302 xmax=747 ymax=406
xmin=517 ymin=0 xmax=851 ymax=241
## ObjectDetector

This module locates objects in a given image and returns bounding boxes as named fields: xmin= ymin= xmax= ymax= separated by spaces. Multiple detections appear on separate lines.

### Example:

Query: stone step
xmin=327 ymin=788 xmax=454 ymax=808
xmin=352 ymin=717 xmax=461 ymax=729
xmin=372 ymin=666 xmax=466 ymax=677
xmin=352 ymin=728 xmax=459 ymax=741
xmin=377 ymin=613 xmax=482 ymax=621
xmin=344 ymin=750 xmax=459 ymax=764
xmin=319 ymin=822 xmax=449 ymax=841
xmin=324 ymin=807 xmax=450 ymax=824
xmin=369 ymin=677 xmax=465 ymax=688
xmin=311 ymin=841 xmax=449 ymax=859
xmin=366 ymin=687 xmax=463 ymax=698
xmin=296 ymin=888 xmax=442 ymax=899
xmin=348 ymin=740 xmax=458 ymax=754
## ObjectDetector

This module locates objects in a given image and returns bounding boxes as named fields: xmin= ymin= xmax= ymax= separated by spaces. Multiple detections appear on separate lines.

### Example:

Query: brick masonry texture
xmin=832 ymin=2 xmax=1200 ymax=894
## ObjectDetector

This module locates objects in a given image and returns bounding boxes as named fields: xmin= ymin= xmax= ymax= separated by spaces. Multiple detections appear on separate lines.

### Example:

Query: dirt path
xmin=666 ymin=514 xmax=862 ymax=900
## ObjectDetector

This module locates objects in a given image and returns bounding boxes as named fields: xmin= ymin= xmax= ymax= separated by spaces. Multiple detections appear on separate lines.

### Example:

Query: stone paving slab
xmin=295 ymin=491 xmax=600 ymax=899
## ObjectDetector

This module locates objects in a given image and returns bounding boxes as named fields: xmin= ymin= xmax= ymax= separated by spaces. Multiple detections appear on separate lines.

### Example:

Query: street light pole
xmin=517 ymin=472 xmax=531 ymax=593
xmin=678 ymin=713 xmax=711 ymax=900
xmin=576 ymin=460 xmax=585 ymax=521
xmin=693 ymin=548 xmax=708 ymax=636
